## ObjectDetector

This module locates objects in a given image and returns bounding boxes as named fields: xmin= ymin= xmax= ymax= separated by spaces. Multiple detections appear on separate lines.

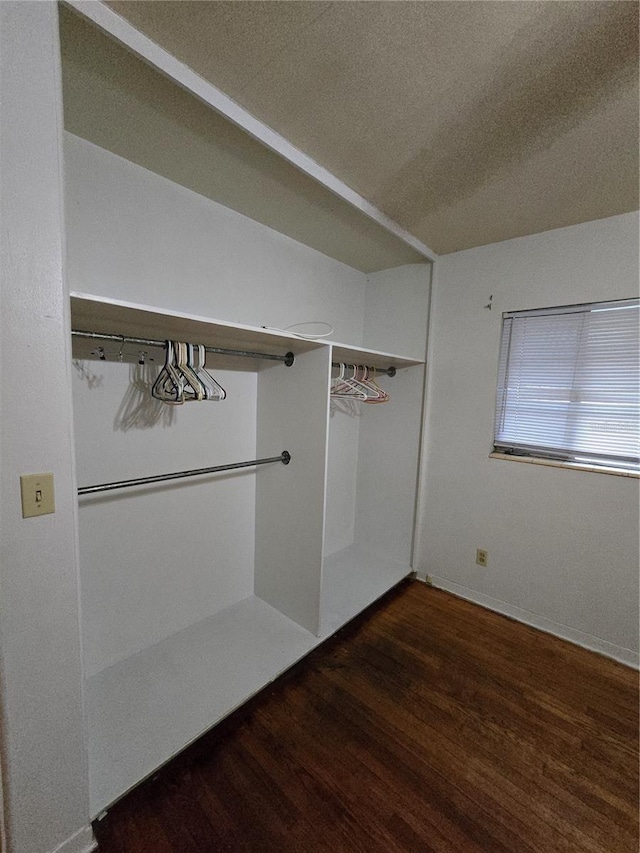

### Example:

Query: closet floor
xmin=85 ymin=595 xmax=319 ymax=814
xmin=321 ymin=544 xmax=409 ymax=635
xmin=93 ymin=580 xmax=638 ymax=852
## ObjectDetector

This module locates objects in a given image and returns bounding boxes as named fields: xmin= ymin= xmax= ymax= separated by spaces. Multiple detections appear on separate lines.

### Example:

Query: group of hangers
xmin=330 ymin=364 xmax=389 ymax=403
xmin=152 ymin=341 xmax=226 ymax=404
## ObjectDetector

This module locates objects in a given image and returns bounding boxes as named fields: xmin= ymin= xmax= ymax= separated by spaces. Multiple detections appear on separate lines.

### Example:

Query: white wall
xmin=357 ymin=264 xmax=431 ymax=558
xmin=0 ymin=4 xmax=93 ymax=852
xmin=365 ymin=264 xmax=431 ymax=360
xmin=73 ymin=362 xmax=258 ymax=675
xmin=418 ymin=212 xmax=639 ymax=665
xmin=64 ymin=133 xmax=367 ymax=345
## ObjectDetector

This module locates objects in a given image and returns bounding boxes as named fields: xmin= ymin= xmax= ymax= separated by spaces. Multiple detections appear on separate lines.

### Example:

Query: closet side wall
xmin=324 ymin=413 xmax=360 ymax=557
xmin=364 ymin=263 xmax=432 ymax=360
xmin=255 ymin=348 xmax=331 ymax=635
xmin=356 ymin=264 xmax=431 ymax=557
xmin=354 ymin=365 xmax=427 ymax=564
xmin=0 ymin=5 xmax=92 ymax=852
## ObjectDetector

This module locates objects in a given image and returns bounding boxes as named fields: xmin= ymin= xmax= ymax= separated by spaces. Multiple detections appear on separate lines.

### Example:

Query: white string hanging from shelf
xmin=261 ymin=321 xmax=334 ymax=339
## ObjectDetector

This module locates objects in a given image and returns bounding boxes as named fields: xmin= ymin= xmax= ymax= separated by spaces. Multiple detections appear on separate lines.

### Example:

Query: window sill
xmin=489 ymin=452 xmax=640 ymax=479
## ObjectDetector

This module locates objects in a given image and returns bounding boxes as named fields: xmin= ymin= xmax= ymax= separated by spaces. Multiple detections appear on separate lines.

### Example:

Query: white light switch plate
xmin=20 ymin=473 xmax=55 ymax=518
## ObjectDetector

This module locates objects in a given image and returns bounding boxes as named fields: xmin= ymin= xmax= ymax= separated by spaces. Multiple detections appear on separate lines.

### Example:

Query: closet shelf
xmin=70 ymin=293 xmax=426 ymax=369
xmin=70 ymin=293 xmax=322 ymax=364
xmin=329 ymin=341 xmax=424 ymax=370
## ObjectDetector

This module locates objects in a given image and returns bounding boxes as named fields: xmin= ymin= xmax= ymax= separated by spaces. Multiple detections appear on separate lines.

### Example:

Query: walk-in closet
xmin=4 ymin=3 xmax=638 ymax=852
xmin=60 ymin=5 xmax=432 ymax=815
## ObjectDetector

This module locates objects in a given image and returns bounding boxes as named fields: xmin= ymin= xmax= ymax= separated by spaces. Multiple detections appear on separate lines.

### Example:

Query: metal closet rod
xmin=78 ymin=451 xmax=291 ymax=496
xmin=332 ymin=361 xmax=396 ymax=377
xmin=72 ymin=330 xmax=295 ymax=366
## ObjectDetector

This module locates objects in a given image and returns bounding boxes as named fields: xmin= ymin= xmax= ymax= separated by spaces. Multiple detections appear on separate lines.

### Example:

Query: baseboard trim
xmin=417 ymin=573 xmax=639 ymax=669
xmin=49 ymin=825 xmax=97 ymax=853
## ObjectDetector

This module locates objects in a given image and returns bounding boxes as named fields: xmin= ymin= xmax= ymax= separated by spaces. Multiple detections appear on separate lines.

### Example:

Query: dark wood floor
xmin=94 ymin=581 xmax=639 ymax=853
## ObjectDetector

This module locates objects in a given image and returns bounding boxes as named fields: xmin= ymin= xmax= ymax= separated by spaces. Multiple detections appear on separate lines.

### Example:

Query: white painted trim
xmin=489 ymin=451 xmax=640 ymax=479
xmin=0 ymin=753 xmax=6 ymax=853
xmin=49 ymin=825 xmax=97 ymax=853
xmin=410 ymin=260 xmax=437 ymax=569
xmin=62 ymin=0 xmax=437 ymax=264
xmin=417 ymin=574 xmax=639 ymax=669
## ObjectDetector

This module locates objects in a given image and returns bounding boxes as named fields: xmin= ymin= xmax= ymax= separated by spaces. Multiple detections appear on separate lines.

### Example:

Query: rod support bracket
xmin=284 ymin=352 xmax=295 ymax=367
xmin=387 ymin=366 xmax=396 ymax=377
xmin=281 ymin=451 xmax=291 ymax=465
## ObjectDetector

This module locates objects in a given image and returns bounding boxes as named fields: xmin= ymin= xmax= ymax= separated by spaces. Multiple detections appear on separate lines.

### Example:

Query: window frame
xmin=492 ymin=297 xmax=640 ymax=475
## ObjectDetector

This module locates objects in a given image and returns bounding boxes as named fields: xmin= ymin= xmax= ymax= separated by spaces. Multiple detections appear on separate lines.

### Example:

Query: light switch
xmin=20 ymin=473 xmax=55 ymax=518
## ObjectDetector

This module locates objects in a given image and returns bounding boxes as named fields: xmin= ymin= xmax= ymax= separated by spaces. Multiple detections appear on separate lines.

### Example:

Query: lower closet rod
xmin=72 ymin=330 xmax=295 ymax=366
xmin=78 ymin=451 xmax=291 ymax=496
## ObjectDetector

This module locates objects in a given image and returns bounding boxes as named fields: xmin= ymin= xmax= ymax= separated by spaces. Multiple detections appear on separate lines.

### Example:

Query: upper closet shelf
xmin=330 ymin=341 xmax=424 ymax=370
xmin=70 ymin=292 xmax=322 ymax=363
xmin=70 ymin=293 xmax=425 ymax=369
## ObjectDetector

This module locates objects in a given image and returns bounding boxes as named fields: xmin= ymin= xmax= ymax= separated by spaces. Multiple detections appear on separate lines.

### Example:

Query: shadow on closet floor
xmin=93 ymin=580 xmax=639 ymax=853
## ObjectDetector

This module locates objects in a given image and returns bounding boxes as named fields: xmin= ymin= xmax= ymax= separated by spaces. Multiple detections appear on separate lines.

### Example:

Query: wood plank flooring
xmin=94 ymin=581 xmax=639 ymax=852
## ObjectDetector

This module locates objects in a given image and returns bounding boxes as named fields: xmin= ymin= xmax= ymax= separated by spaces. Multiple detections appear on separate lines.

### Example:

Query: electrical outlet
xmin=476 ymin=548 xmax=488 ymax=567
xmin=20 ymin=473 xmax=55 ymax=518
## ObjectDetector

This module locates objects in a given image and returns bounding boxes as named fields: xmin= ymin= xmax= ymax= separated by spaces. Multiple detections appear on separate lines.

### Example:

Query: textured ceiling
xmin=59 ymin=7 xmax=426 ymax=273
xmin=105 ymin=0 xmax=639 ymax=255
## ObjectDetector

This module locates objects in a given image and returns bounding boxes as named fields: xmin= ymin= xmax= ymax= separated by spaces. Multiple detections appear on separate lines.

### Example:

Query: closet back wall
xmin=72 ymin=361 xmax=257 ymax=676
xmin=64 ymin=134 xmax=368 ymax=341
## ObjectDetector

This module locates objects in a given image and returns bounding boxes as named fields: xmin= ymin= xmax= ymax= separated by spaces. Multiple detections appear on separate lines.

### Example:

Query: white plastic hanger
xmin=152 ymin=340 xmax=184 ymax=404
xmin=331 ymin=363 xmax=367 ymax=399
xmin=193 ymin=344 xmax=226 ymax=401
xmin=177 ymin=341 xmax=204 ymax=401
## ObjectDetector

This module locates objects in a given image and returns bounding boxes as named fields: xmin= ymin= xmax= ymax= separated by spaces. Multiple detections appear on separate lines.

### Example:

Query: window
xmin=494 ymin=299 xmax=639 ymax=473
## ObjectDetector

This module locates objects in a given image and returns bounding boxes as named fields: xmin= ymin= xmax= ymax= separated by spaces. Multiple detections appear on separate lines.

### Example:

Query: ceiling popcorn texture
xmin=100 ymin=1 xmax=638 ymax=254
xmin=60 ymin=7 xmax=427 ymax=273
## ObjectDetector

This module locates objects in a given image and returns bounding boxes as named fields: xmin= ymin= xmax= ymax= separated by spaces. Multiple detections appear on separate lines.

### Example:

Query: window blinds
xmin=494 ymin=299 xmax=640 ymax=471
